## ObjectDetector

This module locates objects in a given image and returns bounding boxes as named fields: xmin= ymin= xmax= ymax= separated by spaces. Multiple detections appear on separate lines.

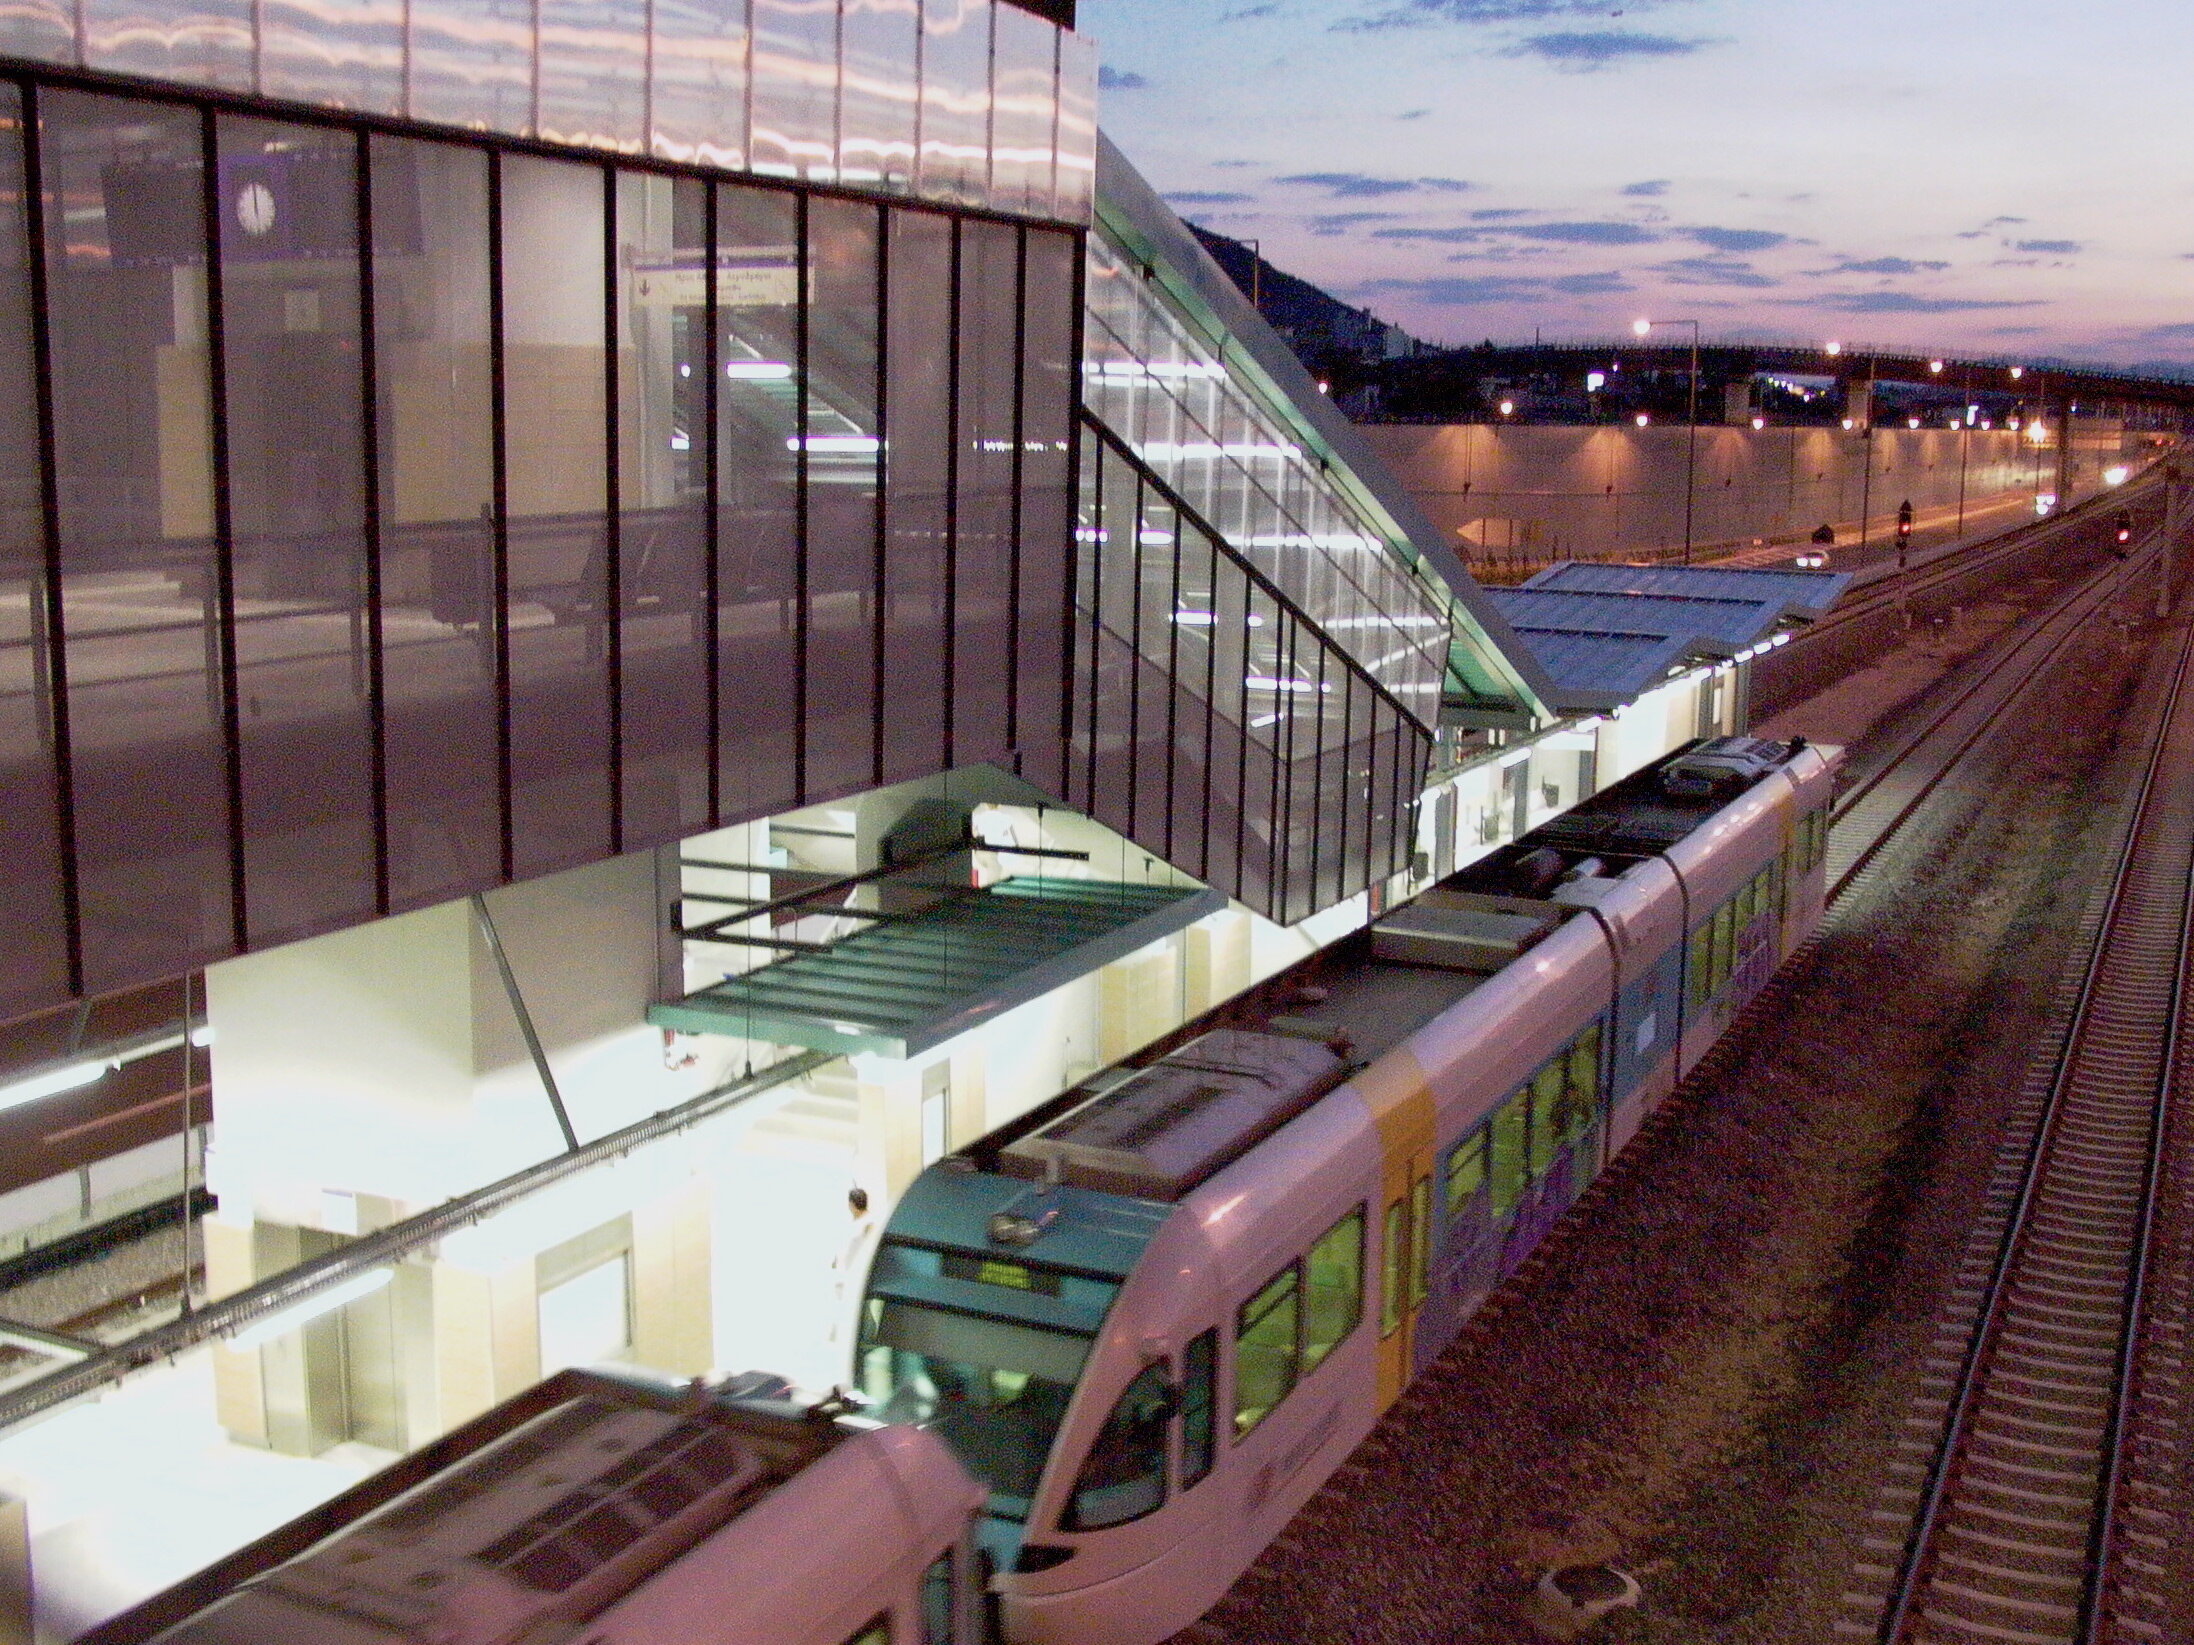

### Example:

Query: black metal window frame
xmin=0 ymin=60 xmax=1086 ymax=1011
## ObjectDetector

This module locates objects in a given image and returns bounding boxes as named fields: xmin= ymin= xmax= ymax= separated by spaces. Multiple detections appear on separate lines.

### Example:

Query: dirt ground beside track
xmin=1180 ymin=565 xmax=2179 ymax=1643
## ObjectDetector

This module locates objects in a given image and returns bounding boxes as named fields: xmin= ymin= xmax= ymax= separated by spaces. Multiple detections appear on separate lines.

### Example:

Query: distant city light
xmin=1824 ymin=340 xmax=1843 ymax=356
xmin=1908 ymin=417 xmax=1922 ymax=429
xmin=1632 ymin=318 xmax=1652 ymax=336
xmin=1586 ymin=371 xmax=1606 ymax=392
xmin=2009 ymin=365 xmax=2025 ymax=380
xmin=2106 ymin=465 xmax=2131 ymax=486
xmin=1499 ymin=399 xmax=1515 ymax=416
xmin=1635 ymin=412 xmax=1650 ymax=427
xmin=1928 ymin=359 xmax=1944 ymax=374
xmin=1751 ymin=417 xmax=1765 ymax=430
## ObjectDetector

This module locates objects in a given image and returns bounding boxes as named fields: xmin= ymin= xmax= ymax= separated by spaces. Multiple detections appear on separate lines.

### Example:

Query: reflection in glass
xmin=988 ymin=2 xmax=1054 ymax=219
xmin=0 ymin=85 xmax=70 ymax=1015
xmin=651 ymin=0 xmax=749 ymax=167
xmin=840 ymin=0 xmax=918 ymax=191
xmin=39 ymin=91 xmax=235 ymax=987
xmin=82 ymin=0 xmax=254 ymax=90
xmin=617 ymin=170 xmax=712 ymax=845
xmin=802 ymin=196 xmax=882 ymax=798
xmin=538 ymin=0 xmax=647 ymax=153
xmin=260 ymin=0 xmax=405 ymax=116
xmin=0 ymin=0 xmax=75 ymax=66
xmin=372 ymin=136 xmax=501 ymax=909
xmin=750 ymin=0 xmax=840 ymax=180
xmin=1012 ymin=227 xmax=1076 ymax=798
xmin=953 ymin=219 xmax=1016 ymax=765
xmin=879 ymin=208 xmax=950 ymax=784
xmin=918 ymin=0 xmax=990 ymax=207
xmin=408 ymin=0 xmax=535 ymax=136
xmin=216 ymin=116 xmax=377 ymax=946
xmin=715 ymin=183 xmax=801 ymax=820
xmin=1053 ymin=31 xmax=1097 ymax=223
xmin=499 ymin=154 xmax=612 ymax=876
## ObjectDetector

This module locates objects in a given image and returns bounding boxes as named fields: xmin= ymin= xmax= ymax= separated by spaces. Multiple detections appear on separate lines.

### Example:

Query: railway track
xmin=1833 ymin=571 xmax=2194 ymax=1643
xmin=1823 ymin=521 xmax=2176 ymax=901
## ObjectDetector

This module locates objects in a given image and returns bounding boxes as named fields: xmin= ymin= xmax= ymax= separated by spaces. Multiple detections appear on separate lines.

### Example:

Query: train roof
xmin=920 ymin=737 xmax=1820 ymax=1220
xmin=121 ymin=1372 xmax=915 ymax=1645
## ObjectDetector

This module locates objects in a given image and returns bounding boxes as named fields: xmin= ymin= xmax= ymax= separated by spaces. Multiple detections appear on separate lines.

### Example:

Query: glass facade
xmin=0 ymin=72 xmax=1083 ymax=1011
xmin=17 ymin=0 xmax=1092 ymax=226
xmin=1069 ymin=418 xmax=1424 ymax=927
xmin=1082 ymin=227 xmax=1449 ymax=730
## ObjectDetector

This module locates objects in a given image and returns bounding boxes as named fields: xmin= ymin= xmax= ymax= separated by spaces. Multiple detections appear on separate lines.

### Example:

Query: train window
xmin=1380 ymin=1200 xmax=1406 ymax=1336
xmin=1445 ymin=1133 xmax=1487 ymax=1215
xmin=1181 ymin=1329 xmax=1218 ymax=1487
xmin=1686 ymin=920 xmax=1715 ymax=1014
xmin=1407 ymin=1178 xmax=1432 ymax=1308
xmin=841 ymin=1618 xmax=890 ymax=1645
xmin=1065 ymin=1362 xmax=1172 ymax=1530
xmin=922 ymin=1555 xmax=955 ymax=1645
xmin=1528 ymin=1062 xmax=1565 ymax=1176
xmin=1568 ymin=1022 xmax=1603 ymax=1115
xmin=1489 ymin=1092 xmax=1528 ymax=1218
xmin=1303 ymin=1208 xmax=1364 ymax=1374
xmin=1233 ymin=1265 xmax=1301 ymax=1438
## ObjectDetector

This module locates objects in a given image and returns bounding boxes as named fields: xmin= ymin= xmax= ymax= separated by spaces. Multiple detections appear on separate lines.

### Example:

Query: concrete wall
xmin=1359 ymin=421 xmax=2125 ymax=563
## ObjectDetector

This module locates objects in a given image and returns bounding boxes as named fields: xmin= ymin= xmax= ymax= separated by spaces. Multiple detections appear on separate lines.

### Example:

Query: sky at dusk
xmin=1081 ymin=0 xmax=2194 ymax=369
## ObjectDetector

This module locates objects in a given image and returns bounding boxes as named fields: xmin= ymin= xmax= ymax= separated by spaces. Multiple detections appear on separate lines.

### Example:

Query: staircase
xmin=741 ymin=1059 xmax=861 ymax=1169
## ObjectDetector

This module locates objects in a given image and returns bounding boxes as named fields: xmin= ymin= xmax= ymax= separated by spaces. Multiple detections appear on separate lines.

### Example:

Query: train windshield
xmin=858 ymin=1242 xmax=1119 ymax=1522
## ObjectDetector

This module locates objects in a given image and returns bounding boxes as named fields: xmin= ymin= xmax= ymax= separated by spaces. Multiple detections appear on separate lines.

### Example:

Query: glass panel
xmin=988 ymin=2 xmax=1053 ymax=217
xmin=802 ymin=196 xmax=881 ymax=799
xmin=750 ymin=0 xmax=840 ymax=181
xmin=1053 ymin=30 xmax=1096 ymax=221
xmin=1528 ymin=1061 xmax=1564 ymax=1177
xmin=922 ymin=1554 xmax=954 ymax=1645
xmin=1232 ymin=1263 xmax=1297 ymax=1439
xmin=651 ymin=0 xmax=749 ymax=167
xmin=878 ymin=206 xmax=950 ymax=784
xmin=261 ymin=0 xmax=405 ymax=115
xmin=1379 ymin=1199 xmax=1404 ymax=1337
xmin=842 ymin=1619 xmax=890 ymax=1645
xmin=616 ymin=171 xmax=712 ymax=846
xmin=859 ymin=1297 xmax=1090 ymax=1521
xmin=1569 ymin=1021 xmax=1603 ymax=1114
xmin=918 ymin=0 xmax=990 ymax=208
xmin=215 ymin=117 xmax=376 ymax=947
xmin=538 ymin=0 xmax=647 ymax=153
xmin=1408 ymin=1175 xmax=1431 ymax=1306
xmin=840 ymin=0 xmax=919 ymax=191
xmin=715 ymin=182 xmax=802 ymax=820
xmin=408 ymin=0 xmax=535 ymax=136
xmin=952 ymin=219 xmax=1017 ymax=766
xmin=1179 ymin=1327 xmax=1216 ymax=1488
xmin=371 ymin=136 xmax=500 ymax=910
xmin=1445 ymin=1132 xmax=1486 ymax=1214
xmin=83 ymin=0 xmax=252 ymax=90
xmin=1065 ymin=1361 xmax=1170 ymax=1531
xmin=1302 ymin=1208 xmax=1362 ymax=1376
xmin=1013 ymin=226 xmax=1075 ymax=797
xmin=40 ymin=90 xmax=235 ymax=988
xmin=0 ymin=0 xmax=75 ymax=66
xmin=499 ymin=154 xmax=612 ymax=877
xmin=0 ymin=85 xmax=70 ymax=1016
xmin=1489 ymin=1089 xmax=1527 ymax=1217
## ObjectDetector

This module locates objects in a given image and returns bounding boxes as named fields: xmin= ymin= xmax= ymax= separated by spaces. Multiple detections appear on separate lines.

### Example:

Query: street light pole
xmin=1955 ymin=363 xmax=1972 ymax=537
xmin=1635 ymin=316 xmax=1702 ymax=563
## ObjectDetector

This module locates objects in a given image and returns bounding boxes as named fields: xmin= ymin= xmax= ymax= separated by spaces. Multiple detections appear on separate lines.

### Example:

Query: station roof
xmin=1485 ymin=560 xmax=1851 ymax=712
xmin=650 ymin=876 xmax=1226 ymax=1060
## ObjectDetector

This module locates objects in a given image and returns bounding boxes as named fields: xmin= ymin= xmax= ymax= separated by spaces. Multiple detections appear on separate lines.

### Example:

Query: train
xmin=105 ymin=1367 xmax=987 ymax=1645
xmin=93 ymin=731 xmax=1837 ymax=1645
xmin=854 ymin=731 xmax=1839 ymax=1644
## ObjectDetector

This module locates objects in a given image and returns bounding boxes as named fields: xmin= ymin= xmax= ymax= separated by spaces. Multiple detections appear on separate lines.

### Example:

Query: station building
xmin=0 ymin=3 xmax=1838 ymax=1634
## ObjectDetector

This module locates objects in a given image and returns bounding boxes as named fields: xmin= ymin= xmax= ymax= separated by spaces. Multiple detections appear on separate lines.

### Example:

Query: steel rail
xmin=1869 ymin=602 xmax=2194 ymax=1645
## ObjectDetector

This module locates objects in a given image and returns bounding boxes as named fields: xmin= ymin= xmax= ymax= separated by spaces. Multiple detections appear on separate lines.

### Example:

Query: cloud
xmin=2130 ymin=322 xmax=2194 ymax=341
xmin=1622 ymin=180 xmax=1671 ymax=197
xmin=1397 ymin=108 xmax=1432 ymax=120
xmin=1309 ymin=211 xmax=1408 ymax=235
xmin=1511 ymin=30 xmax=1714 ymax=66
xmin=1277 ymin=172 xmax=1474 ymax=197
xmin=1375 ymin=226 xmax=1489 ymax=243
xmin=1654 ymin=255 xmax=1780 ymax=288
xmin=1339 ymin=0 xmax=1690 ymax=28
xmin=2013 ymin=238 xmax=2081 ymax=255
xmin=1470 ymin=208 xmax=1538 ymax=220
xmin=1098 ymin=65 xmax=1148 ymax=90
xmin=1684 ymin=226 xmax=1787 ymax=253
xmin=1165 ymin=190 xmax=1255 ymax=205
xmin=1982 ymin=215 xmax=2028 ymax=227
xmin=1802 ymin=292 xmax=2045 ymax=315
xmin=1358 ymin=268 xmax=1636 ymax=304
xmin=1219 ymin=2 xmax=1278 ymax=16
xmin=1509 ymin=219 xmax=1661 ymax=244
xmin=1817 ymin=256 xmax=1951 ymax=276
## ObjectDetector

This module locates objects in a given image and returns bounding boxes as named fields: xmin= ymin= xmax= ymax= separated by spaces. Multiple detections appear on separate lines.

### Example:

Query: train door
xmin=1357 ymin=1056 xmax=1438 ymax=1410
